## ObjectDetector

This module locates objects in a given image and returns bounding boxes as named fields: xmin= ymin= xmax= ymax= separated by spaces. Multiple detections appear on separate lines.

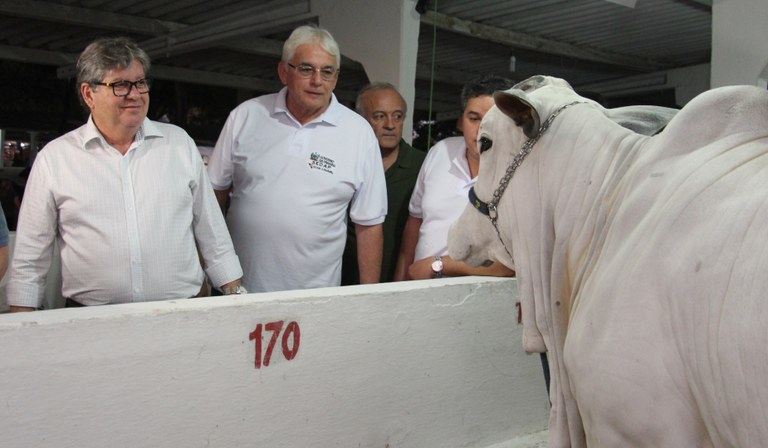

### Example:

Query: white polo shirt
xmin=409 ymin=136 xmax=475 ymax=261
xmin=208 ymin=88 xmax=387 ymax=292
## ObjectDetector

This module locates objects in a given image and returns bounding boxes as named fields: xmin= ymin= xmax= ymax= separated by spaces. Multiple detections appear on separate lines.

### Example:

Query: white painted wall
xmin=0 ymin=277 xmax=549 ymax=448
xmin=667 ymin=63 xmax=710 ymax=106
xmin=314 ymin=0 xmax=420 ymax=143
xmin=711 ymin=0 xmax=768 ymax=88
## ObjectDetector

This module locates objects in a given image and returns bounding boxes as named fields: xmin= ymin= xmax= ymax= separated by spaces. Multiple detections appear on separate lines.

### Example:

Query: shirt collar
xmin=448 ymin=139 xmax=476 ymax=184
xmin=273 ymin=86 xmax=342 ymax=126
xmin=391 ymin=139 xmax=418 ymax=170
xmin=82 ymin=117 xmax=160 ymax=151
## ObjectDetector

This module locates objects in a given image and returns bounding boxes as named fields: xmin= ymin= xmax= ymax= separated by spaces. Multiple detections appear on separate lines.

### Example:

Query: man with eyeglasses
xmin=7 ymin=37 xmax=245 ymax=312
xmin=342 ymin=83 xmax=425 ymax=284
xmin=208 ymin=25 xmax=387 ymax=293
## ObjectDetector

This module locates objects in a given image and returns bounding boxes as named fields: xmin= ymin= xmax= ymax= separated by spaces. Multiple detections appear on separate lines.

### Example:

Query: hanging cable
xmin=425 ymin=0 xmax=438 ymax=150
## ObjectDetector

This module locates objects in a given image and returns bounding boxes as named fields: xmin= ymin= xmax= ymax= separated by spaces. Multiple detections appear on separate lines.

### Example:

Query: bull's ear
xmin=494 ymin=90 xmax=541 ymax=139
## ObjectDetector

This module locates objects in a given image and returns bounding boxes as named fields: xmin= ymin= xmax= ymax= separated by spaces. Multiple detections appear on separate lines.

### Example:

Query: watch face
xmin=431 ymin=260 xmax=443 ymax=272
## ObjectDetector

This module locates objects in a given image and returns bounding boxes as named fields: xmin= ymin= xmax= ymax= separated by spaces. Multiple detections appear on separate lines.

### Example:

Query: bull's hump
xmin=655 ymin=85 xmax=768 ymax=158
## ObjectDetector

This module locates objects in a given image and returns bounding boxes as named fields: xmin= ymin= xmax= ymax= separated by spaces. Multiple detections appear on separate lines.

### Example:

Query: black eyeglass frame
xmin=285 ymin=63 xmax=339 ymax=81
xmin=91 ymin=78 xmax=152 ymax=97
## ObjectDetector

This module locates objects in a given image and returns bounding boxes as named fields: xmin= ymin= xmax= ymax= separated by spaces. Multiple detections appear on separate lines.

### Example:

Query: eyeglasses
xmin=92 ymin=78 xmax=151 ymax=97
xmin=286 ymin=63 xmax=339 ymax=81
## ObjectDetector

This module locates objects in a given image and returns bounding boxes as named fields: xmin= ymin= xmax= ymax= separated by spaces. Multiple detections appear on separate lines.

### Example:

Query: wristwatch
xmin=431 ymin=255 xmax=444 ymax=278
xmin=222 ymin=284 xmax=248 ymax=295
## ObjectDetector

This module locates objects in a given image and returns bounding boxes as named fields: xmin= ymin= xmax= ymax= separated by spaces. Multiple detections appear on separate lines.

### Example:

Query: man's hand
xmin=219 ymin=279 xmax=246 ymax=295
xmin=9 ymin=306 xmax=35 ymax=313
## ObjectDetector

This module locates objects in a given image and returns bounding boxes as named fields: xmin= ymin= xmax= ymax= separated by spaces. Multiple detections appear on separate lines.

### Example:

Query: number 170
xmin=249 ymin=320 xmax=301 ymax=369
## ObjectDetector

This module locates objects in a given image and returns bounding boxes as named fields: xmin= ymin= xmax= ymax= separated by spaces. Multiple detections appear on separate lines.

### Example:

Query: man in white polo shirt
xmin=208 ymin=25 xmax=387 ymax=293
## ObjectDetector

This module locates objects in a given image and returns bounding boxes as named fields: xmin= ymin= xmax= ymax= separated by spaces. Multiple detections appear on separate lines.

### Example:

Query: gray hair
xmin=76 ymin=37 xmax=151 ymax=86
xmin=355 ymin=82 xmax=407 ymax=115
xmin=282 ymin=25 xmax=340 ymax=68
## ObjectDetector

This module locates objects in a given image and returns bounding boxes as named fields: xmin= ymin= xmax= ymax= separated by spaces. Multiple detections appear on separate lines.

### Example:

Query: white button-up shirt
xmin=7 ymin=117 xmax=242 ymax=307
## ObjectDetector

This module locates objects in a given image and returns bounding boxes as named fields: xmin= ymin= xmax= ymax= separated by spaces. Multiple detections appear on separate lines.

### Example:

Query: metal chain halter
xmin=468 ymin=101 xmax=583 ymax=258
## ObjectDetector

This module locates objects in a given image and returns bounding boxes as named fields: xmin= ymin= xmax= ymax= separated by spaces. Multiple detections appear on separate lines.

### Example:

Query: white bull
xmin=448 ymin=75 xmax=768 ymax=447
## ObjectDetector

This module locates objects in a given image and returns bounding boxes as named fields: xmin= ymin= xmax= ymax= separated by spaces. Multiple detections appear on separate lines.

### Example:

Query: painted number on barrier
xmin=249 ymin=320 xmax=301 ymax=369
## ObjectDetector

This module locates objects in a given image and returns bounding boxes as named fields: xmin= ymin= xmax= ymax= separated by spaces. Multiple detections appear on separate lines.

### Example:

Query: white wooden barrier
xmin=0 ymin=277 xmax=549 ymax=448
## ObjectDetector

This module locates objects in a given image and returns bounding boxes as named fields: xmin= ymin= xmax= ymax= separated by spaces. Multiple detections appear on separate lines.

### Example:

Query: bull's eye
xmin=479 ymin=136 xmax=493 ymax=154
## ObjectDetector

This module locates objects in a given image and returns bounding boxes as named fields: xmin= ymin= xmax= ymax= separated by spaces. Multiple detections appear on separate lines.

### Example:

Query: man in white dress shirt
xmin=7 ymin=37 xmax=244 ymax=311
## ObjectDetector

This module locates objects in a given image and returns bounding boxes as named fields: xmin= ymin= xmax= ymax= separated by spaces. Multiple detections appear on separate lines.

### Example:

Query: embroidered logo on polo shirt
xmin=308 ymin=152 xmax=336 ymax=174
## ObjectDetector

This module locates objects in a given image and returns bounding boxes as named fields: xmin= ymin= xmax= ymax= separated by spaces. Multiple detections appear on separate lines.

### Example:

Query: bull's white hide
xmin=0 ymin=277 xmax=549 ymax=448
xmin=449 ymin=75 xmax=768 ymax=447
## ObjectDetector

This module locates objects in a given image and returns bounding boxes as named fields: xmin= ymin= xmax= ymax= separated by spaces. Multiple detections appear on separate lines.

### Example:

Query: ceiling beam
xmin=0 ymin=42 xmax=360 ymax=104
xmin=223 ymin=37 xmax=284 ymax=59
xmin=149 ymin=65 xmax=282 ymax=92
xmin=1 ymin=0 xmax=378 ymax=95
xmin=0 ymin=0 xmax=368 ymax=75
xmin=0 ymin=38 xmax=453 ymax=110
xmin=0 ymin=41 xmax=283 ymax=93
xmin=140 ymin=0 xmax=312 ymax=58
xmin=672 ymin=0 xmax=712 ymax=12
xmin=0 ymin=0 xmax=453 ymax=94
xmin=0 ymin=44 xmax=75 ymax=66
xmin=0 ymin=0 xmax=185 ymax=34
xmin=0 ymin=1 xmax=298 ymax=60
xmin=152 ymin=64 xmax=457 ymax=110
xmin=421 ymin=10 xmax=673 ymax=72
xmin=0 ymin=1 xmax=491 ymax=112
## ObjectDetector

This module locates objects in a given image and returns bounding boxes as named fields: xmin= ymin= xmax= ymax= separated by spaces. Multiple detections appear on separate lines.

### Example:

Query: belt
xmin=65 ymin=298 xmax=85 ymax=308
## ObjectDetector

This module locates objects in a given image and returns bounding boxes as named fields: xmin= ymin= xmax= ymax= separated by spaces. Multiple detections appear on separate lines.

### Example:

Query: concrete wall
xmin=315 ymin=0 xmax=421 ymax=144
xmin=667 ymin=63 xmax=710 ymax=106
xmin=711 ymin=0 xmax=768 ymax=88
xmin=0 ymin=277 xmax=549 ymax=448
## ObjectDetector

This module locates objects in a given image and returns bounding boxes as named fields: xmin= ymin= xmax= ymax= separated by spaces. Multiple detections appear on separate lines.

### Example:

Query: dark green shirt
xmin=342 ymin=139 xmax=426 ymax=284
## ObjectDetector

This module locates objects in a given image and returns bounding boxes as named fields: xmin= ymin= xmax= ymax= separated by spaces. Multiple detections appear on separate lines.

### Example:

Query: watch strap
xmin=222 ymin=284 xmax=247 ymax=295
